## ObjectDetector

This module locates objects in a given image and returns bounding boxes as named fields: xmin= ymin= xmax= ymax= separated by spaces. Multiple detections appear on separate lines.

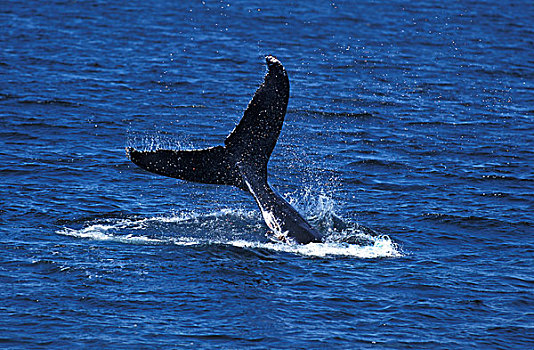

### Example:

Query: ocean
xmin=1 ymin=0 xmax=532 ymax=348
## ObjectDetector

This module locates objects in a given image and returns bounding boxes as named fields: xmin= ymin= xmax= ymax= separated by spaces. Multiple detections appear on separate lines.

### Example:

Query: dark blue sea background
xmin=1 ymin=0 xmax=533 ymax=348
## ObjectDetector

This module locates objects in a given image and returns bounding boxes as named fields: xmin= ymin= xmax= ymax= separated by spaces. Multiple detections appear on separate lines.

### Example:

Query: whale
xmin=127 ymin=56 xmax=322 ymax=244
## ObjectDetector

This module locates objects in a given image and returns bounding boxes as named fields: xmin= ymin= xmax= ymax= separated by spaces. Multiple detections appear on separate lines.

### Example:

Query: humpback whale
xmin=127 ymin=56 xmax=322 ymax=244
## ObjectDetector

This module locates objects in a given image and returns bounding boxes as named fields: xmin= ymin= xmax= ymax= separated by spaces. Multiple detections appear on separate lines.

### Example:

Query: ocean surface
xmin=1 ymin=0 xmax=533 ymax=348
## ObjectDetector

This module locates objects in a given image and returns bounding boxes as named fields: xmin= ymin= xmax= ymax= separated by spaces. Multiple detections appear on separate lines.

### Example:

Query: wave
xmin=18 ymin=98 xmax=81 ymax=107
xmin=56 ymin=203 xmax=402 ymax=259
xmin=290 ymin=108 xmax=375 ymax=119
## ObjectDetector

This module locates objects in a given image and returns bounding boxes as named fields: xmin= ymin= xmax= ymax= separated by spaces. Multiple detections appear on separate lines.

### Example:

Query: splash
xmin=287 ymin=188 xmax=380 ymax=243
xmin=230 ymin=236 xmax=400 ymax=258
xmin=56 ymin=206 xmax=402 ymax=258
xmin=126 ymin=132 xmax=190 ymax=152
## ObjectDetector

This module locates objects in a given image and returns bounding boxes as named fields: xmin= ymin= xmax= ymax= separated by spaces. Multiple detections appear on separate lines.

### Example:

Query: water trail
xmin=57 ymin=199 xmax=402 ymax=258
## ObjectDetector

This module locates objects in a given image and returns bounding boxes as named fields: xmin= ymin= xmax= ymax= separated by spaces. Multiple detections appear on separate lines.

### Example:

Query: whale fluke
xmin=127 ymin=146 xmax=247 ymax=190
xmin=127 ymin=56 xmax=322 ymax=244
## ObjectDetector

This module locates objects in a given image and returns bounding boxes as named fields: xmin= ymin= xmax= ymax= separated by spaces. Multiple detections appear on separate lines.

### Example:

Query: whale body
xmin=127 ymin=56 xmax=322 ymax=244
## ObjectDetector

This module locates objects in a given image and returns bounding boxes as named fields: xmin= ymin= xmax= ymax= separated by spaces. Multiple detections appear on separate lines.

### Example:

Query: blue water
xmin=1 ymin=0 xmax=533 ymax=348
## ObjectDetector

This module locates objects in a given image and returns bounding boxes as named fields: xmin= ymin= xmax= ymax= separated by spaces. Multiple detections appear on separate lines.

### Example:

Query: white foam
xmin=58 ymin=226 xmax=168 ymax=245
xmin=228 ymin=236 xmax=401 ymax=258
xmin=56 ymin=210 xmax=402 ymax=258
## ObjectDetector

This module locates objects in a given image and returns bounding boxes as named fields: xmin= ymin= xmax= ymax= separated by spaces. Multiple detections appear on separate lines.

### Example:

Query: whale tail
xmin=127 ymin=56 xmax=289 ymax=191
